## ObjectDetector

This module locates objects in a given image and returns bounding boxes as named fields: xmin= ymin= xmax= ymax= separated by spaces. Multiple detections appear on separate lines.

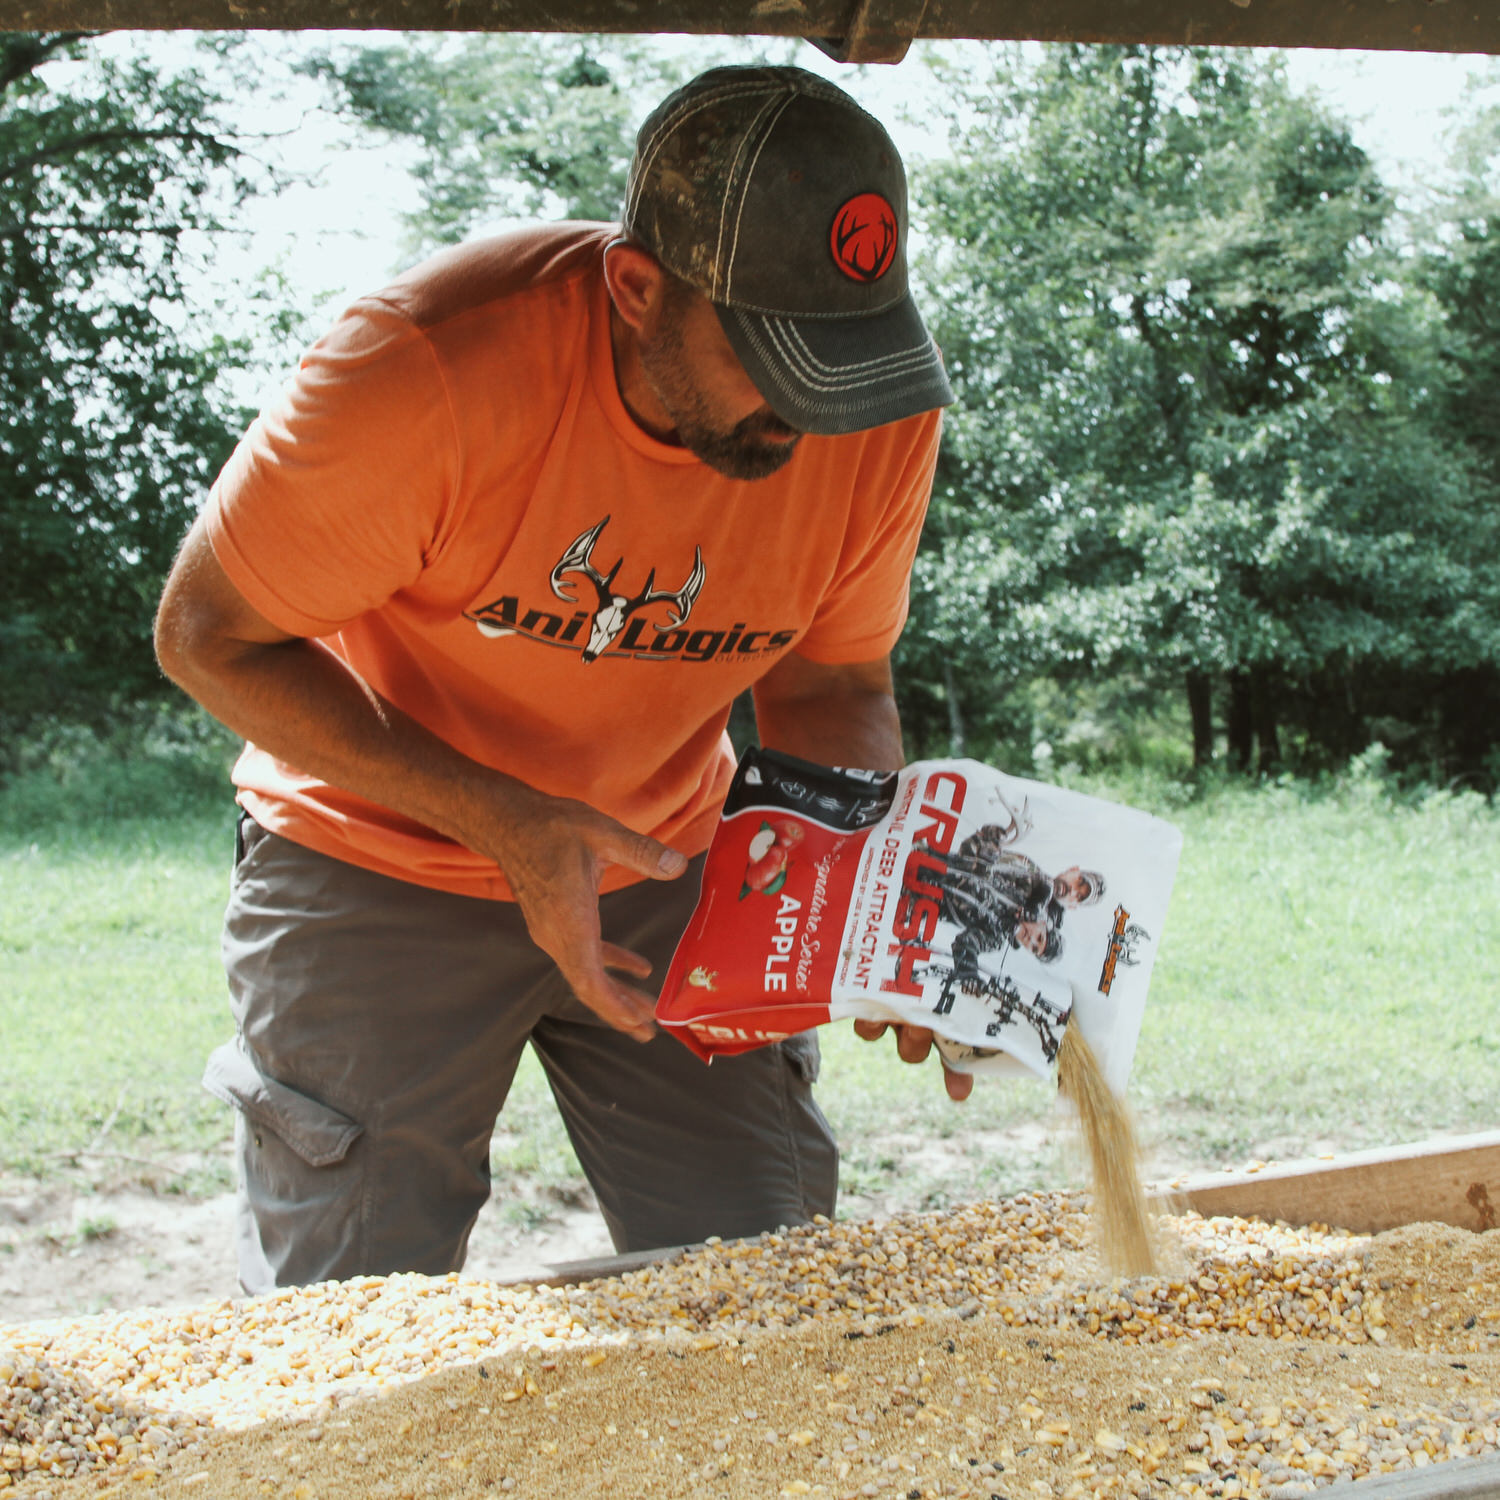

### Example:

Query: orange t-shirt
xmin=205 ymin=222 xmax=941 ymax=901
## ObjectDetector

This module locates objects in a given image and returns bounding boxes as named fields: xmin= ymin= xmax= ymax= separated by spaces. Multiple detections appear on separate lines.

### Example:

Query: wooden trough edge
xmin=493 ymin=1242 xmax=691 ymax=1289
xmin=1345 ymin=1458 xmax=1500 ymax=1499
xmin=1145 ymin=1128 xmax=1500 ymax=1236
xmin=495 ymin=1130 xmax=1500 ymax=1290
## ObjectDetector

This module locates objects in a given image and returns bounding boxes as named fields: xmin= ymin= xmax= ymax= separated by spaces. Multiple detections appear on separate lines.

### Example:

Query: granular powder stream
xmin=1057 ymin=1022 xmax=1157 ymax=1277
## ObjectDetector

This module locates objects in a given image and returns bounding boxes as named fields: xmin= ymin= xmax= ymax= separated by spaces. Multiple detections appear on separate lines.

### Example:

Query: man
xmin=940 ymin=841 xmax=1053 ymax=937
xmin=942 ymin=832 xmax=1105 ymax=934
xmin=154 ymin=64 xmax=955 ymax=1293
xmin=948 ymin=899 xmax=1064 ymax=992
xmin=937 ymin=832 xmax=1104 ymax=991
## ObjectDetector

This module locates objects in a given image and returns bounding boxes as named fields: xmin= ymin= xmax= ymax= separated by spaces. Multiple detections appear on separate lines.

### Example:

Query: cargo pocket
xmin=780 ymin=1028 xmax=822 ymax=1085
xmin=206 ymin=1037 xmax=368 ymax=1289
xmin=233 ymin=811 xmax=270 ymax=871
xmin=203 ymin=1037 xmax=363 ymax=1168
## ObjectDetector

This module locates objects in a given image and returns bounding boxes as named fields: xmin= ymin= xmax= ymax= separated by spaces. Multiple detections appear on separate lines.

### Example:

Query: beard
xmin=683 ymin=408 xmax=803 ymax=481
xmin=638 ymin=312 xmax=803 ymax=481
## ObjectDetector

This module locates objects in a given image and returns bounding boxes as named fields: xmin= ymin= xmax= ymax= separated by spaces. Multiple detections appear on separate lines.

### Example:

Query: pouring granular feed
xmin=657 ymin=749 xmax=1182 ymax=1273
xmin=1056 ymin=1024 xmax=1157 ymax=1276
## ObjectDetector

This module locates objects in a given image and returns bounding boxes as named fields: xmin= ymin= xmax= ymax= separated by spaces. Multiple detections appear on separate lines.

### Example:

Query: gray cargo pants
xmin=205 ymin=816 xmax=838 ymax=1295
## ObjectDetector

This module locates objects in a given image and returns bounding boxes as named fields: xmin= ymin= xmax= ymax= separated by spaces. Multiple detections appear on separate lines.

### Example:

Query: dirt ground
xmin=0 ymin=1152 xmax=616 ymax=1328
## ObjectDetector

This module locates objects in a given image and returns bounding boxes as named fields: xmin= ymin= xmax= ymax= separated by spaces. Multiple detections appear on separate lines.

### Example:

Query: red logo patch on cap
xmin=830 ymin=193 xmax=898 ymax=284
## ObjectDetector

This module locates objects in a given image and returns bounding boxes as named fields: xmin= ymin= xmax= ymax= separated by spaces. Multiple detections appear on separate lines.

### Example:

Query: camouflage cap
xmin=623 ymin=64 xmax=953 ymax=436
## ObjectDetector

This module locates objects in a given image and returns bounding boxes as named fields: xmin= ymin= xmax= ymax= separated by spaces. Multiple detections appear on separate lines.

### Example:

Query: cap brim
xmin=716 ymin=296 xmax=954 ymax=437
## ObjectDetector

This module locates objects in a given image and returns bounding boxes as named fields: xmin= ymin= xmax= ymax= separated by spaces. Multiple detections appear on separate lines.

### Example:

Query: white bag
xmin=658 ymin=749 xmax=1182 ymax=1093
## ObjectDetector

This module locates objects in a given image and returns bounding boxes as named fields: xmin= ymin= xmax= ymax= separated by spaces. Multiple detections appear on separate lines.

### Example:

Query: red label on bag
xmin=660 ymin=805 xmax=865 ymax=1056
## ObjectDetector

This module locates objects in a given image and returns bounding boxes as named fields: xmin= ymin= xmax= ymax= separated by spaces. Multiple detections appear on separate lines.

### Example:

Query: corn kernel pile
xmin=3 ymin=1192 xmax=1498 ymax=1499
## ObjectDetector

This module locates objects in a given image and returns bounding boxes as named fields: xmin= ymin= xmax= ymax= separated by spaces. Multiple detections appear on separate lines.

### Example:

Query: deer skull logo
xmin=550 ymin=517 xmax=706 ymax=663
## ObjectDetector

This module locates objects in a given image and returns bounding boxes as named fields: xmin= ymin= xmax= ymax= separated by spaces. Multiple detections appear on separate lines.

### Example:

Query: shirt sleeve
xmin=795 ymin=407 xmax=943 ymax=664
xmin=203 ymin=297 xmax=463 ymax=639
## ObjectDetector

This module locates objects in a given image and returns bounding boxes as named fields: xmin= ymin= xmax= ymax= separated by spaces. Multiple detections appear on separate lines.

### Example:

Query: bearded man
xmin=154 ymin=65 xmax=954 ymax=1291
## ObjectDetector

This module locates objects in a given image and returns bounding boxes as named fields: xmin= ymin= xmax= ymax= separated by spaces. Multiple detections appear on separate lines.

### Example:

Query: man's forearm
xmin=152 ymin=515 xmax=557 ymax=858
xmin=154 ymin=522 xmax=681 ymax=1041
xmin=159 ymin=627 xmax=522 ymax=853
xmin=753 ymin=686 xmax=905 ymax=773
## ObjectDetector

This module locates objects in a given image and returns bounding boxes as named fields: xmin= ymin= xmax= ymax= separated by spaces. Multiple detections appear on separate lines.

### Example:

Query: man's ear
xmin=603 ymin=240 xmax=666 ymax=331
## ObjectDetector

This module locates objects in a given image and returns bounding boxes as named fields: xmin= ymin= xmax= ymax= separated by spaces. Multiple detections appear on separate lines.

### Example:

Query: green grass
xmin=0 ymin=800 xmax=578 ymax=1196
xmin=1133 ymin=778 xmax=1500 ymax=1157
xmin=815 ymin=772 xmax=1500 ymax=1208
xmin=0 ymin=812 xmax=241 ymax=1185
xmin=3 ymin=756 xmax=1498 ymax=1220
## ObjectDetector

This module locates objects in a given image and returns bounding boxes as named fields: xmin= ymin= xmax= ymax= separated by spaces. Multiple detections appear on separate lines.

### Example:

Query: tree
xmin=1425 ymin=68 xmax=1500 ymax=484
xmin=1409 ymin=67 xmax=1500 ymax=777
xmin=300 ymin=35 xmax=702 ymax=254
xmin=905 ymin=45 xmax=1499 ymax=780
xmin=0 ymin=32 xmax=269 ymax=755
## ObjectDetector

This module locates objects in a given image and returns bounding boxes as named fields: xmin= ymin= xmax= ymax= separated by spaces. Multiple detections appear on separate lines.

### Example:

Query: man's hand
xmin=155 ymin=515 xmax=686 ymax=1042
xmin=852 ymin=1020 xmax=974 ymax=1103
xmin=480 ymin=785 xmax=687 ymax=1042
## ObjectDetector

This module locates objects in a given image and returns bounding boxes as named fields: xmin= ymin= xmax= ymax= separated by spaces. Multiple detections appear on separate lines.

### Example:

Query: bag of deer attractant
xmin=657 ymin=748 xmax=1183 ymax=1096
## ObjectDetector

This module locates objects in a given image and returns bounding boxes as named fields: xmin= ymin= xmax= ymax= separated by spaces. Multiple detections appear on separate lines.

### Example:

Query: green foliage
xmin=9 ymin=32 xmax=1494 ymax=795
xmin=1423 ymin=63 xmax=1500 ymax=487
xmin=0 ymin=33 xmax=272 ymax=756
xmin=298 ymin=35 xmax=691 ymax=254
xmin=0 ymin=700 xmax=240 ymax=834
xmin=298 ymin=34 xmax=823 ymax=257
xmin=903 ymin=46 xmax=1500 ymax=782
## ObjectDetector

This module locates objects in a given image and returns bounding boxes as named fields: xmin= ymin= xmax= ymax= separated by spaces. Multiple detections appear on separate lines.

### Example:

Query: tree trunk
xmin=1187 ymin=671 xmax=1214 ymax=767
xmin=1252 ymin=667 xmax=1280 ymax=775
xmin=1227 ymin=672 xmax=1253 ymax=773
xmin=942 ymin=658 xmax=966 ymax=757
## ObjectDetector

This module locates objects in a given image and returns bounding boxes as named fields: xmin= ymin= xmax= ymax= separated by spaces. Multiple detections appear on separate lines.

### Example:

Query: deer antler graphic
xmin=550 ymin=517 xmax=706 ymax=663
xmin=550 ymin=517 xmax=620 ymax=607
xmin=834 ymin=208 xmax=896 ymax=282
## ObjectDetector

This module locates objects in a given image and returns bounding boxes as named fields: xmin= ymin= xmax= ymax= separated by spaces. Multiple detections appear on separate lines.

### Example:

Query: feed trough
xmin=4 ymin=1132 xmax=1498 ymax=1498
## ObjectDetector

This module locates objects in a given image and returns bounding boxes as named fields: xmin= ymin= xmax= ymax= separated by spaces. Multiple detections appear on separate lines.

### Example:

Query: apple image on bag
xmin=771 ymin=819 xmax=805 ymax=848
xmin=741 ymin=819 xmax=802 ymax=898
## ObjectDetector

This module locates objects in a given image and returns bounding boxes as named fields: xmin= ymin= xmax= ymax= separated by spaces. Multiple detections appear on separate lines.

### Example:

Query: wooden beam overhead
xmin=8 ymin=0 xmax=1499 ymax=56
xmin=811 ymin=0 xmax=932 ymax=64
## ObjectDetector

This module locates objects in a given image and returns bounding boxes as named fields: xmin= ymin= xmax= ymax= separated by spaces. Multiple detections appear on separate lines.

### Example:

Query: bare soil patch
xmin=0 ymin=1160 xmax=612 ymax=1328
